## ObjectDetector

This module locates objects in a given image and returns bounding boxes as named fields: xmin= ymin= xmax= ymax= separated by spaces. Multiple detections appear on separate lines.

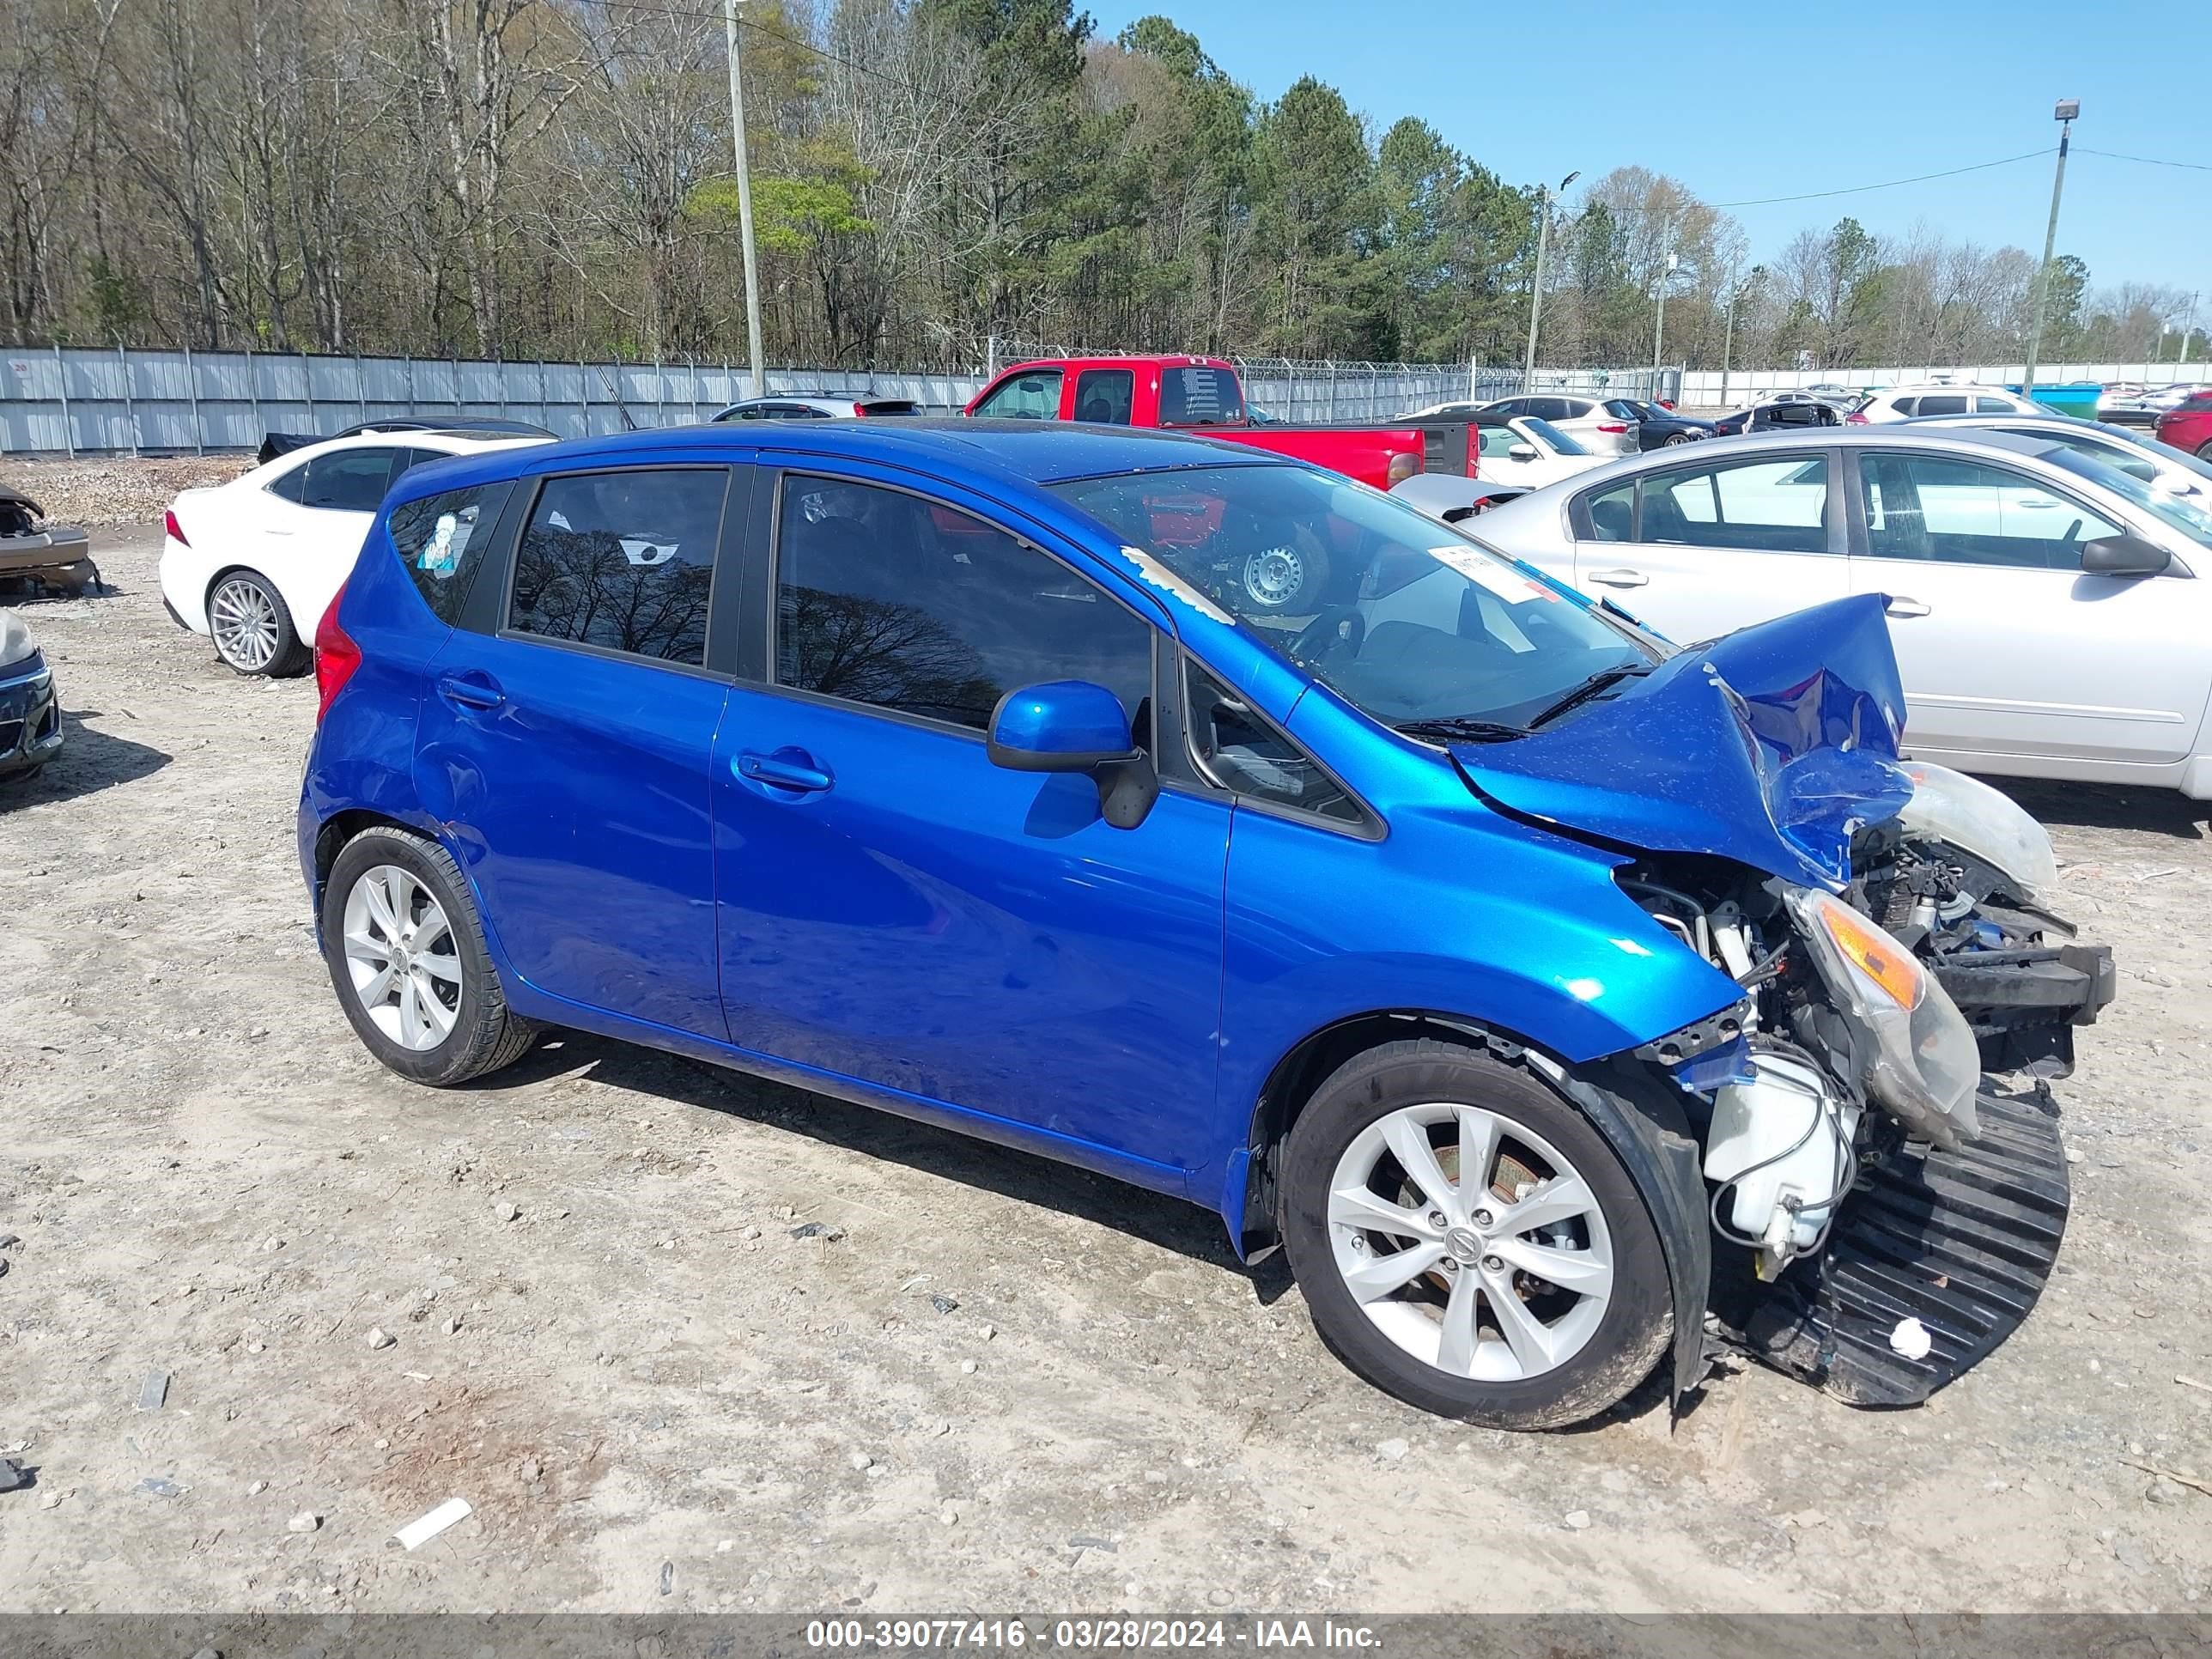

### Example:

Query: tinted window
xmin=389 ymin=482 xmax=514 ymax=625
xmin=301 ymin=447 xmax=400 ymax=512
xmin=1917 ymin=394 xmax=1970 ymax=416
xmin=1860 ymin=453 xmax=2122 ymax=568
xmin=1584 ymin=479 xmax=1635 ymax=542
xmin=507 ymin=468 xmax=726 ymax=665
xmin=1634 ymin=456 xmax=1830 ymax=552
xmin=972 ymin=370 xmax=1062 ymax=420
xmin=1073 ymin=369 xmax=1136 ymax=425
xmin=775 ymin=476 xmax=1154 ymax=735
xmin=1185 ymin=659 xmax=1359 ymax=824
xmin=1540 ymin=398 xmax=1578 ymax=421
xmin=1974 ymin=396 xmax=2016 ymax=413
xmin=1888 ymin=396 xmax=1920 ymax=417
xmin=265 ymin=460 xmax=310 ymax=504
xmin=395 ymin=447 xmax=446 ymax=479
xmin=1158 ymin=366 xmax=1244 ymax=425
xmin=714 ymin=403 xmax=770 ymax=422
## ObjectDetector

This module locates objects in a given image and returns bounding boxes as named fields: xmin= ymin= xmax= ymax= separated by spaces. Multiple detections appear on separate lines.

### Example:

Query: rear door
xmin=416 ymin=459 xmax=744 ymax=1039
xmin=1844 ymin=447 xmax=2209 ymax=763
xmin=1568 ymin=447 xmax=1849 ymax=641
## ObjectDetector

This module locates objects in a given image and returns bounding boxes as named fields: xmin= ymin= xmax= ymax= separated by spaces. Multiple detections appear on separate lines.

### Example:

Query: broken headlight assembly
xmin=1785 ymin=887 xmax=1982 ymax=1149
xmin=1893 ymin=761 xmax=2058 ymax=899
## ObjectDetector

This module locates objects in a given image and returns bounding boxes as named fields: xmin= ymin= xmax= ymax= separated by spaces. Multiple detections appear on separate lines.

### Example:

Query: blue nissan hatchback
xmin=301 ymin=422 xmax=2095 ymax=1425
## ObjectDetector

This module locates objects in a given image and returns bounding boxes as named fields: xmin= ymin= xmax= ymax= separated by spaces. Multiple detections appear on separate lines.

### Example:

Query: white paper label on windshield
xmin=1431 ymin=545 xmax=1557 ymax=602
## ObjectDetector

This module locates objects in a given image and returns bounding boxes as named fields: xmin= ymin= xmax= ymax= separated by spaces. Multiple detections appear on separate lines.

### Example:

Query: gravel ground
xmin=2 ymin=521 xmax=2209 ymax=1616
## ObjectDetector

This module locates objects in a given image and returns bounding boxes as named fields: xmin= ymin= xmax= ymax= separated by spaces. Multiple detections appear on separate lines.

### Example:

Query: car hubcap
xmin=1327 ymin=1103 xmax=1613 ymax=1382
xmin=1243 ymin=545 xmax=1305 ymax=608
xmin=210 ymin=579 xmax=280 ymax=671
xmin=342 ymin=865 xmax=462 ymax=1051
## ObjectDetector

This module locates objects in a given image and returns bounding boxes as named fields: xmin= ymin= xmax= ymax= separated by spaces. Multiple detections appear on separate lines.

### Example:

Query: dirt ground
xmin=2 ymin=519 xmax=2209 ymax=1617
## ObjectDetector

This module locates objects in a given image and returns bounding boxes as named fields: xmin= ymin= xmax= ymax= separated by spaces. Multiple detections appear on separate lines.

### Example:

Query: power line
xmin=2079 ymin=146 xmax=2212 ymax=173
xmin=1708 ymin=149 xmax=2053 ymax=209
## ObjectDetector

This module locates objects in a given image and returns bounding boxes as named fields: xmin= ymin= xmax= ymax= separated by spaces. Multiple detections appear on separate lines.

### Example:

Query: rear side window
xmin=1974 ymin=396 xmax=2015 ymax=413
xmin=1158 ymin=366 xmax=1243 ymax=425
xmin=1073 ymin=369 xmax=1136 ymax=425
xmin=301 ymin=447 xmax=401 ymax=511
xmin=1888 ymin=396 xmax=1920 ymax=417
xmin=1917 ymin=394 xmax=1970 ymax=416
xmin=389 ymin=483 xmax=514 ymax=625
xmin=507 ymin=468 xmax=727 ymax=666
xmin=265 ymin=460 xmax=310 ymax=504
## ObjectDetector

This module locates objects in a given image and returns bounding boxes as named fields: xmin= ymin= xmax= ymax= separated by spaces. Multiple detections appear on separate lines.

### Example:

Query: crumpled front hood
xmin=1454 ymin=594 xmax=1914 ymax=890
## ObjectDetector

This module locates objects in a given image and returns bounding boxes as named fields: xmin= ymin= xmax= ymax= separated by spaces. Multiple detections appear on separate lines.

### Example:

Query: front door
xmin=1845 ymin=448 xmax=2210 ymax=764
xmin=711 ymin=467 xmax=1228 ymax=1175
xmin=416 ymin=461 xmax=741 ymax=1039
xmin=1571 ymin=448 xmax=1849 ymax=642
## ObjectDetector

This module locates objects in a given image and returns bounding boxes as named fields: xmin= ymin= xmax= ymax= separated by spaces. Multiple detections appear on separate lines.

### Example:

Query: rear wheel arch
xmin=313 ymin=808 xmax=428 ymax=911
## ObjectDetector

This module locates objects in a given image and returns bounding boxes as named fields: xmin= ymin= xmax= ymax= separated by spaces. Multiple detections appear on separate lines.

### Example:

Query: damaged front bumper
xmin=1932 ymin=939 xmax=2116 ymax=1076
xmin=0 ymin=649 xmax=63 ymax=777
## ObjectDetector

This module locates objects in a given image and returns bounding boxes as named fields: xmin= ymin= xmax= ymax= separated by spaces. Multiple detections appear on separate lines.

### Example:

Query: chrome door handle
xmin=1586 ymin=568 xmax=1649 ymax=588
xmin=1885 ymin=596 xmax=1931 ymax=619
xmin=736 ymin=750 xmax=833 ymax=794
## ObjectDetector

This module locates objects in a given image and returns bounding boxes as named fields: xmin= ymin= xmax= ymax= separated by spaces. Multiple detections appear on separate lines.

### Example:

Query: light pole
xmin=2021 ymin=97 xmax=2078 ymax=401
xmin=1720 ymin=264 xmax=1764 ymax=410
xmin=724 ymin=0 xmax=767 ymax=398
xmin=1522 ymin=169 xmax=1578 ymax=392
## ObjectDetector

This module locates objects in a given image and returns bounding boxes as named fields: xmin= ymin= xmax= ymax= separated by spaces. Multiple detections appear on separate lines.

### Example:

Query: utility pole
xmin=724 ymin=0 xmax=766 ymax=398
xmin=1651 ymin=231 xmax=1678 ymax=374
xmin=1522 ymin=169 xmax=1578 ymax=392
xmin=2021 ymin=98 xmax=2078 ymax=401
xmin=2184 ymin=292 xmax=2200 ymax=367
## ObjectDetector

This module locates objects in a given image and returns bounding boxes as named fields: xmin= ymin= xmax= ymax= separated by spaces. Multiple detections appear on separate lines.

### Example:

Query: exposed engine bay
xmin=1620 ymin=762 xmax=2109 ymax=1406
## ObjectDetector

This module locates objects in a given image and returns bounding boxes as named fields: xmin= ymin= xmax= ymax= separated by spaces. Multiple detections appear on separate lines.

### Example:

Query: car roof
xmin=259 ymin=429 xmax=550 ymax=470
xmin=382 ymin=418 xmax=1286 ymax=504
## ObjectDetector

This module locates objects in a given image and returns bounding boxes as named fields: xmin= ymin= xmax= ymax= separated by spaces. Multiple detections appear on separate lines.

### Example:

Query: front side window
xmin=775 ymin=476 xmax=1154 ymax=735
xmin=1054 ymin=463 xmax=1648 ymax=731
xmin=972 ymin=370 xmax=1062 ymax=421
xmin=1630 ymin=455 xmax=1831 ymax=552
xmin=1476 ymin=424 xmax=1519 ymax=460
xmin=1073 ymin=369 xmax=1136 ymax=426
xmin=1185 ymin=659 xmax=1359 ymax=824
xmin=301 ymin=447 xmax=399 ymax=512
xmin=1158 ymin=366 xmax=1244 ymax=426
xmin=507 ymin=468 xmax=725 ymax=665
xmin=1523 ymin=417 xmax=1588 ymax=455
xmin=389 ymin=482 xmax=514 ymax=625
xmin=1860 ymin=453 xmax=2124 ymax=568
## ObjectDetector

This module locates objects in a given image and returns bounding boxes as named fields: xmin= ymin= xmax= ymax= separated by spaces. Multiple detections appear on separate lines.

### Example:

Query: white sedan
xmin=1435 ymin=425 xmax=2212 ymax=799
xmin=160 ymin=429 xmax=547 ymax=676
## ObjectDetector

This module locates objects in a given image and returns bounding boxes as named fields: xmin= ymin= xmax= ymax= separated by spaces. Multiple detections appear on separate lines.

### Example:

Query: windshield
xmin=2046 ymin=447 xmax=2212 ymax=551
xmin=1050 ymin=464 xmax=1650 ymax=730
xmin=2144 ymin=431 xmax=2212 ymax=487
xmin=1524 ymin=417 xmax=1589 ymax=456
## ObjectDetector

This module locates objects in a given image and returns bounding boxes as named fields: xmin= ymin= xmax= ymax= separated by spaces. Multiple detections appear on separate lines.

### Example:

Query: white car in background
xmin=1475 ymin=393 xmax=1642 ymax=454
xmin=1850 ymin=384 xmax=2042 ymax=422
xmin=1469 ymin=413 xmax=1607 ymax=489
xmin=1435 ymin=425 xmax=2212 ymax=797
xmin=160 ymin=429 xmax=548 ymax=676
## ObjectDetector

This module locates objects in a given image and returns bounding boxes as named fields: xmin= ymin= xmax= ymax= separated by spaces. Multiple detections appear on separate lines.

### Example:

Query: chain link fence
xmin=1 ymin=343 xmax=1682 ymax=457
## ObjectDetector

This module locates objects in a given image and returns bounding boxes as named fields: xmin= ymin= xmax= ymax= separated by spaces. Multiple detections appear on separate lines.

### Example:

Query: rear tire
xmin=2197 ymin=441 xmax=2212 ymax=463
xmin=1279 ymin=1038 xmax=1672 ymax=1428
xmin=207 ymin=569 xmax=308 ymax=678
xmin=320 ymin=825 xmax=538 ymax=1086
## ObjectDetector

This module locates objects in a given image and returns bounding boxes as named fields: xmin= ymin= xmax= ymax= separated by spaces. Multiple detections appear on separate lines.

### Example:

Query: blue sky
xmin=1085 ymin=0 xmax=2209 ymax=304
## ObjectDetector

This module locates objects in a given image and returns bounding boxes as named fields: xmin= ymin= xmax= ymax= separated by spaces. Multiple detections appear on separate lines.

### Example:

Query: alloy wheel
xmin=209 ymin=577 xmax=281 ymax=672
xmin=1326 ymin=1102 xmax=1613 ymax=1382
xmin=341 ymin=864 xmax=463 ymax=1051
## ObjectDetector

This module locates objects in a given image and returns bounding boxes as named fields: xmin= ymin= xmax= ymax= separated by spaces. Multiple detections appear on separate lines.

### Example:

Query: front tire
xmin=1279 ymin=1039 xmax=1673 ymax=1428
xmin=207 ymin=569 xmax=308 ymax=678
xmin=2197 ymin=441 xmax=2212 ymax=463
xmin=320 ymin=825 xmax=537 ymax=1086
xmin=1662 ymin=431 xmax=1694 ymax=446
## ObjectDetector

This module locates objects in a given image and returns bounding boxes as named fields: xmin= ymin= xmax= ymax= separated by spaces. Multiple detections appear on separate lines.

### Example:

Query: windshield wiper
xmin=1393 ymin=715 xmax=1529 ymax=744
xmin=1526 ymin=663 xmax=1656 ymax=730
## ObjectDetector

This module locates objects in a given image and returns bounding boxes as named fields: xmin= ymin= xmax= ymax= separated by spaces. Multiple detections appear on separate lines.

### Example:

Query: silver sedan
xmin=1436 ymin=425 xmax=2212 ymax=798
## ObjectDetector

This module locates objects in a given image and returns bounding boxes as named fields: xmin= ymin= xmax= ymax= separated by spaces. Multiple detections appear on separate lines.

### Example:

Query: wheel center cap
xmin=1444 ymin=1225 xmax=1483 ymax=1264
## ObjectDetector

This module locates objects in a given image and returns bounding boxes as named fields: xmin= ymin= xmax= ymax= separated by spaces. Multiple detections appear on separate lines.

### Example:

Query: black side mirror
xmin=2080 ymin=534 xmax=2171 ymax=579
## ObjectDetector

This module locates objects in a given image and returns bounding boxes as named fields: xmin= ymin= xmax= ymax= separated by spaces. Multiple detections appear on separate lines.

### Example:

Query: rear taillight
xmin=164 ymin=507 xmax=189 ymax=546
xmin=1386 ymin=450 xmax=1422 ymax=489
xmin=1596 ymin=422 xmax=1628 ymax=434
xmin=1845 ymin=411 xmax=1869 ymax=425
xmin=852 ymin=403 xmax=868 ymax=417
xmin=313 ymin=585 xmax=362 ymax=725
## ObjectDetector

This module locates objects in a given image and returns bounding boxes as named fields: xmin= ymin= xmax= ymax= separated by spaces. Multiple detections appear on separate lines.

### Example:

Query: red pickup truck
xmin=963 ymin=356 xmax=1472 ymax=493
